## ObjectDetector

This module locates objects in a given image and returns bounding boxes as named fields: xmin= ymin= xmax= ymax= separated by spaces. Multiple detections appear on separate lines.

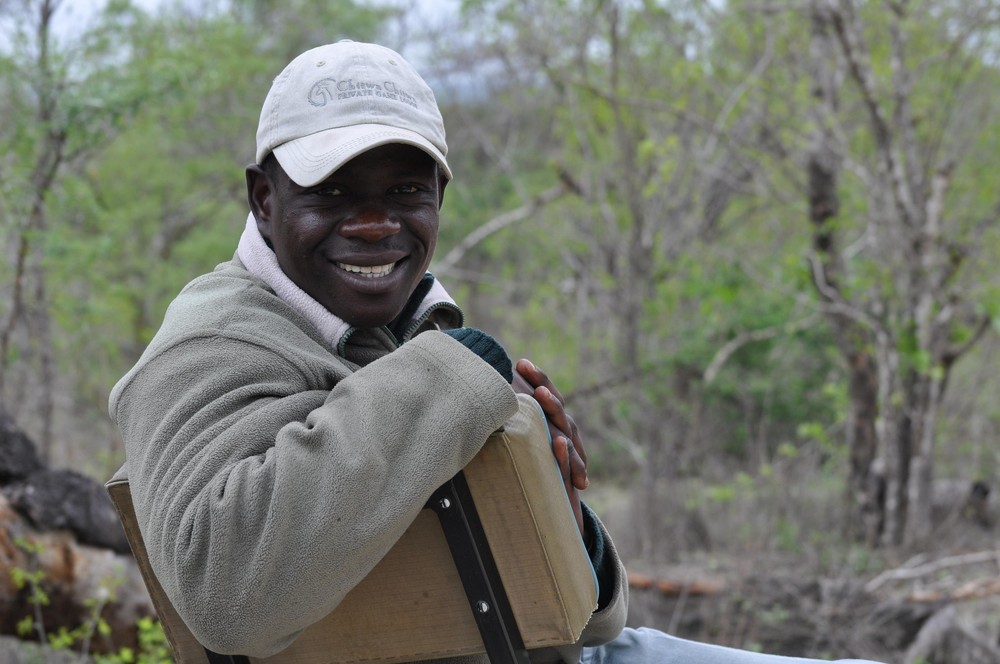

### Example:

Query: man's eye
xmin=315 ymin=186 xmax=344 ymax=196
xmin=393 ymin=184 xmax=420 ymax=194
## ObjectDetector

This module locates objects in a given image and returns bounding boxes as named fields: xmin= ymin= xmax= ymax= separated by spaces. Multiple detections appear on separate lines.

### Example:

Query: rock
xmin=0 ymin=409 xmax=128 ymax=554
xmin=0 ymin=411 xmax=42 ymax=482
xmin=4 ymin=469 xmax=129 ymax=554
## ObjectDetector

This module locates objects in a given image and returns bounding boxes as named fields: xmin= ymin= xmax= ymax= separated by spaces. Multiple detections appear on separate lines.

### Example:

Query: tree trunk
xmin=0 ymin=0 xmax=66 ymax=460
xmin=847 ymin=351 xmax=881 ymax=544
xmin=807 ymin=4 xmax=885 ymax=544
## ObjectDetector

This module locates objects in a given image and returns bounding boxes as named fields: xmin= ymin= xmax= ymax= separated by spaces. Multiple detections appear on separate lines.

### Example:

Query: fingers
xmin=535 ymin=386 xmax=570 ymax=433
xmin=536 ymin=386 xmax=588 ymax=467
xmin=568 ymin=442 xmax=589 ymax=491
xmin=510 ymin=368 xmax=534 ymax=396
xmin=554 ymin=436 xmax=585 ymax=536
xmin=553 ymin=432 xmax=588 ymax=494
xmin=516 ymin=358 xmax=590 ymax=491
xmin=515 ymin=358 xmax=565 ymax=402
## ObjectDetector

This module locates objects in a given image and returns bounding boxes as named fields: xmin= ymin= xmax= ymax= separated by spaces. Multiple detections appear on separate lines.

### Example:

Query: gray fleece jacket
xmin=109 ymin=256 xmax=627 ymax=662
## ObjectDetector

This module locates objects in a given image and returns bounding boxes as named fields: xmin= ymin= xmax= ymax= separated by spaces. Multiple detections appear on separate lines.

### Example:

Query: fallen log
xmin=627 ymin=570 xmax=726 ymax=596
xmin=905 ymin=576 xmax=1000 ymax=604
xmin=866 ymin=549 xmax=1000 ymax=593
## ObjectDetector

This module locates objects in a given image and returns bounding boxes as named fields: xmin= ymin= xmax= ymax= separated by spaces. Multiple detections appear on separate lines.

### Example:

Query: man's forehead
xmin=334 ymin=144 xmax=439 ymax=175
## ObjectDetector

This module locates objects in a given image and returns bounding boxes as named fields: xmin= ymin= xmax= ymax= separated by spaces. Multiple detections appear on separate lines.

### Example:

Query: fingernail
xmin=523 ymin=359 xmax=536 ymax=371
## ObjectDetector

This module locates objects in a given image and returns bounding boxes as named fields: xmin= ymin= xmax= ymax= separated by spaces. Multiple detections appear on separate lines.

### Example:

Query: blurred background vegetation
xmin=1 ymin=0 xmax=999 ymax=660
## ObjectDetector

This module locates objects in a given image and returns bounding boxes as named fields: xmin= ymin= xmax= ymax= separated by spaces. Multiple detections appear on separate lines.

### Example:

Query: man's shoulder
xmin=132 ymin=258 xmax=327 ymax=371
xmin=109 ymin=258 xmax=337 ymax=414
xmin=174 ymin=257 xmax=268 ymax=310
xmin=165 ymin=258 xmax=310 ymax=339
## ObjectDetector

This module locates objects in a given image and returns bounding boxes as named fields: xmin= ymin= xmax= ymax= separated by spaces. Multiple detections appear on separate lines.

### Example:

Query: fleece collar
xmin=236 ymin=213 xmax=455 ymax=349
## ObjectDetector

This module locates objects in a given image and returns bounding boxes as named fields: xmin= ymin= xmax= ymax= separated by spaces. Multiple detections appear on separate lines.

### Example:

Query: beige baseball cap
xmin=255 ymin=40 xmax=451 ymax=187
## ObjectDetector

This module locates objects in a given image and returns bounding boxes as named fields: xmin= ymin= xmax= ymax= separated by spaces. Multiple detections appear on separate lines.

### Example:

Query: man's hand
xmin=512 ymin=359 xmax=589 ymax=538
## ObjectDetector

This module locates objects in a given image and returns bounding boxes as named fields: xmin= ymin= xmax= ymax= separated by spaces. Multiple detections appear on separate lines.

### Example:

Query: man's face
xmin=249 ymin=144 xmax=444 ymax=328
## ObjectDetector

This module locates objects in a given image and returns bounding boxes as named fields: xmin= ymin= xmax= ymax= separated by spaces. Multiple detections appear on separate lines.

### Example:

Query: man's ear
xmin=246 ymin=163 xmax=274 ymax=240
xmin=437 ymin=173 xmax=448 ymax=208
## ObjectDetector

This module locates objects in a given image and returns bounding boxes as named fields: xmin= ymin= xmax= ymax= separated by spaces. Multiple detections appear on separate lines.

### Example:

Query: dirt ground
xmin=591 ymin=482 xmax=1000 ymax=663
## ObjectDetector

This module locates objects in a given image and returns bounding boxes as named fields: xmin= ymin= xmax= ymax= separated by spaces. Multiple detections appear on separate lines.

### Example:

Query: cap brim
xmin=271 ymin=124 xmax=452 ymax=187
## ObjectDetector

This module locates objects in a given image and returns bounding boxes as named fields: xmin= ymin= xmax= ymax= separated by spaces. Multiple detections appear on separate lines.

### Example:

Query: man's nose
xmin=338 ymin=205 xmax=401 ymax=243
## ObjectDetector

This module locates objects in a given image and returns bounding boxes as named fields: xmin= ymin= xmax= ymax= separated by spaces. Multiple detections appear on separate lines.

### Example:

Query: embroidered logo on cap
xmin=308 ymin=77 xmax=419 ymax=109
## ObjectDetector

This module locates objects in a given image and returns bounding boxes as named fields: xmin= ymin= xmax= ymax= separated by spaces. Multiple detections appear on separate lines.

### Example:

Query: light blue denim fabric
xmin=580 ymin=628 xmax=881 ymax=664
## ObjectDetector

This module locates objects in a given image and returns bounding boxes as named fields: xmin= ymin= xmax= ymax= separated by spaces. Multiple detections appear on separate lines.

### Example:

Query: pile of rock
xmin=0 ymin=409 xmax=152 ymax=655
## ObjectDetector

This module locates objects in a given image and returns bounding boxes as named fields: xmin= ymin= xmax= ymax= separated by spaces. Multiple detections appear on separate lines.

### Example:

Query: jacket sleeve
xmin=110 ymin=330 xmax=518 ymax=657
xmin=543 ymin=508 xmax=628 ymax=664
xmin=576 ymin=510 xmax=629 ymax=645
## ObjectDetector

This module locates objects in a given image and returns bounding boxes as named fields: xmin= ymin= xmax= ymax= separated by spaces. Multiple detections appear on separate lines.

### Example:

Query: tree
xmin=801 ymin=0 xmax=1000 ymax=545
xmin=0 ymin=0 xmax=158 ymax=461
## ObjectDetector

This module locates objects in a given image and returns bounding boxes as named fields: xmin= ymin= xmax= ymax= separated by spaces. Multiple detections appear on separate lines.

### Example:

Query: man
xmin=110 ymin=40 xmax=879 ymax=664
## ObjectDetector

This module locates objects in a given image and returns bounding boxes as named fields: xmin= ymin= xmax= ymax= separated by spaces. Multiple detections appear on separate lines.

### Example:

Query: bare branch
xmin=703 ymin=315 xmax=820 ymax=384
xmin=827 ymin=0 xmax=919 ymax=226
xmin=433 ymin=179 xmax=576 ymax=277
xmin=866 ymin=549 xmax=1000 ymax=593
xmin=807 ymin=253 xmax=886 ymax=333
xmin=906 ymin=577 xmax=1000 ymax=604
xmin=941 ymin=315 xmax=992 ymax=367
xmin=888 ymin=1 xmax=923 ymax=206
xmin=701 ymin=21 xmax=776 ymax=160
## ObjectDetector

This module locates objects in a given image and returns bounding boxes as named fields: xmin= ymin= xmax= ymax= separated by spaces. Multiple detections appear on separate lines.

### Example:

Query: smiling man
xmin=109 ymin=40 xmax=611 ymax=663
xmin=109 ymin=41 xmax=880 ymax=664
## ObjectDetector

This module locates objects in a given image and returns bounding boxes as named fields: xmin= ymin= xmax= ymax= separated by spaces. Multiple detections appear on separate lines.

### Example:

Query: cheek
xmin=279 ymin=214 xmax=329 ymax=256
xmin=416 ymin=214 xmax=440 ymax=252
xmin=418 ymin=227 xmax=439 ymax=271
xmin=424 ymin=224 xmax=438 ymax=253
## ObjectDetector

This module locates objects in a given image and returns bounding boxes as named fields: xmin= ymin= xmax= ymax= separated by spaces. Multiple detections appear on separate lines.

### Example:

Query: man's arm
xmin=113 ymin=330 xmax=517 ymax=657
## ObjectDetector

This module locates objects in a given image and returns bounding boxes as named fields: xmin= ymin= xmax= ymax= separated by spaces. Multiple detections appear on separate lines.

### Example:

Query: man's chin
xmin=330 ymin=300 xmax=405 ymax=330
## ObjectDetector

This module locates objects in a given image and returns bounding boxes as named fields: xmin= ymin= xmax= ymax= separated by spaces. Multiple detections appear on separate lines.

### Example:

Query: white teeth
xmin=337 ymin=262 xmax=396 ymax=278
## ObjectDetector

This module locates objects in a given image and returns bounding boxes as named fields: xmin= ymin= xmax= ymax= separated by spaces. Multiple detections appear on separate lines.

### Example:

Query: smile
xmin=336 ymin=261 xmax=396 ymax=278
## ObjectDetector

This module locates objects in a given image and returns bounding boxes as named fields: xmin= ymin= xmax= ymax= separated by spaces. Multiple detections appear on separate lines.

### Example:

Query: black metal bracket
xmin=428 ymin=471 xmax=530 ymax=664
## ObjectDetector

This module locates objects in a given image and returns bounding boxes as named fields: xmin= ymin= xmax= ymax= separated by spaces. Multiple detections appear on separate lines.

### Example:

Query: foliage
xmin=441 ymin=0 xmax=850 ymax=489
xmin=95 ymin=617 xmax=173 ymax=664
xmin=8 ymin=535 xmax=172 ymax=662
xmin=10 ymin=536 xmax=50 ymax=644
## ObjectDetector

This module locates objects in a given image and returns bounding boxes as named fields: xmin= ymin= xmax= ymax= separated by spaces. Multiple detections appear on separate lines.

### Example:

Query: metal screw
xmin=475 ymin=601 xmax=490 ymax=614
xmin=439 ymin=497 xmax=451 ymax=509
